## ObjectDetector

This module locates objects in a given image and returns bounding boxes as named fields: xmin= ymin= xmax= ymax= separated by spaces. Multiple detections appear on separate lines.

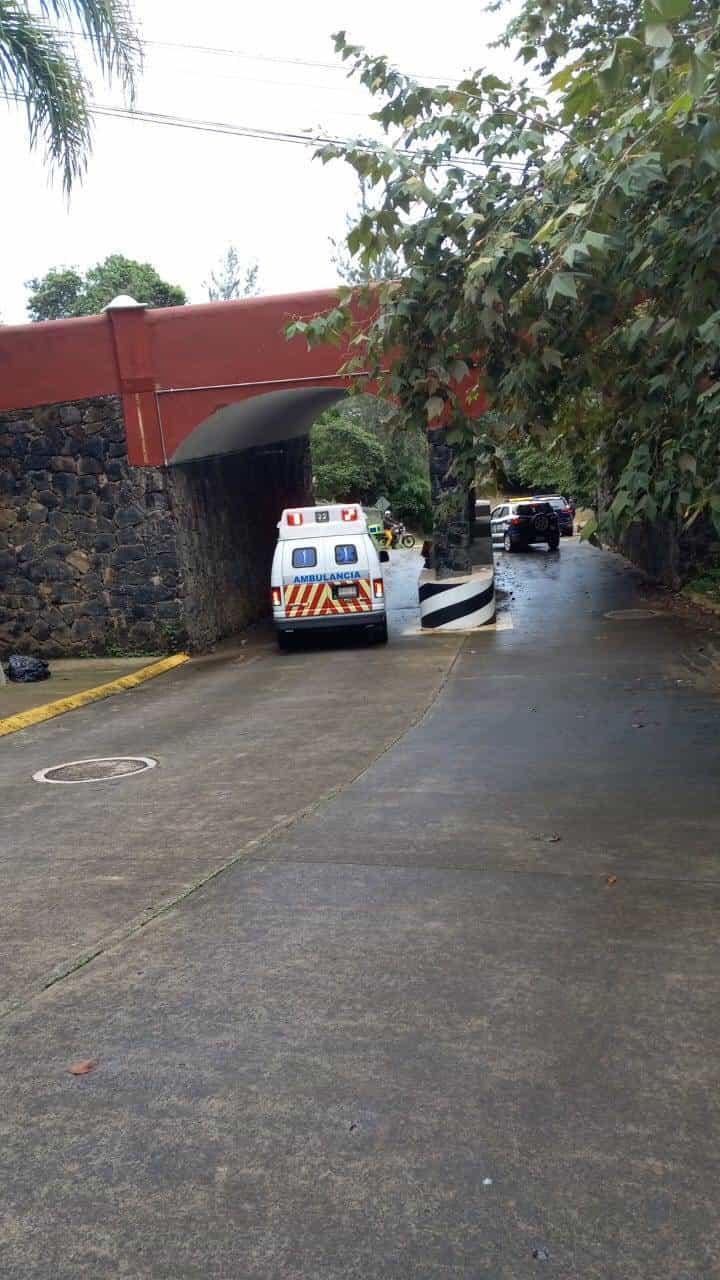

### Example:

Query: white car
xmin=271 ymin=503 xmax=389 ymax=650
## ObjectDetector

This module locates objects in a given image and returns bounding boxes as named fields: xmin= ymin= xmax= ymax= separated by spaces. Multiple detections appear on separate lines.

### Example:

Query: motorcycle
xmin=375 ymin=519 xmax=417 ymax=551
xmin=389 ymin=521 xmax=416 ymax=550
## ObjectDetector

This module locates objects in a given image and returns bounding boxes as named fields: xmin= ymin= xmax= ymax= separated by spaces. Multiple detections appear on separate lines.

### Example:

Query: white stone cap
xmin=104 ymin=295 xmax=145 ymax=310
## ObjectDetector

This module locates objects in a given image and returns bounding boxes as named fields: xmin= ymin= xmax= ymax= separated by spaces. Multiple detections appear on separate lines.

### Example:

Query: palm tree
xmin=0 ymin=1 xmax=141 ymax=192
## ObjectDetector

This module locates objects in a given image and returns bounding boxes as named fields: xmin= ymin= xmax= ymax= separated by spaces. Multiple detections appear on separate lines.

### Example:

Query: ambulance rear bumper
xmin=275 ymin=611 xmax=386 ymax=634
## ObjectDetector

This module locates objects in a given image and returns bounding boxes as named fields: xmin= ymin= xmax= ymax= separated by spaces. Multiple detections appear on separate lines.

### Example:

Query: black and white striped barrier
xmin=419 ymin=565 xmax=495 ymax=630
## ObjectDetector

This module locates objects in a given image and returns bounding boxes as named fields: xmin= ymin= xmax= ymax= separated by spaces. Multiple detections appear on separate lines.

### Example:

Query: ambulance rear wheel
xmin=277 ymin=631 xmax=294 ymax=652
xmin=375 ymin=619 xmax=388 ymax=644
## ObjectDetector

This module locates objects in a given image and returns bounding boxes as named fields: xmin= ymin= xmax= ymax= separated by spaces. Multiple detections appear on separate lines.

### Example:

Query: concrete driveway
xmin=1 ymin=540 xmax=719 ymax=1278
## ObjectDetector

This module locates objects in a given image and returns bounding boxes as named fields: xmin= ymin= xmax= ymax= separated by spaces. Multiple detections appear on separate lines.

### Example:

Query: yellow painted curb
xmin=0 ymin=653 xmax=190 ymax=739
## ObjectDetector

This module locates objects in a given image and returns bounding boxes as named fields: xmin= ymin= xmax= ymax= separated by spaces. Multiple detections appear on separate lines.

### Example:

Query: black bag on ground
xmin=7 ymin=654 xmax=51 ymax=683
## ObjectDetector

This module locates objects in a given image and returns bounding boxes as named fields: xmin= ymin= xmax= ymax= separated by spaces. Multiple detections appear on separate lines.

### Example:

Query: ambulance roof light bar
xmin=278 ymin=504 xmax=369 ymax=537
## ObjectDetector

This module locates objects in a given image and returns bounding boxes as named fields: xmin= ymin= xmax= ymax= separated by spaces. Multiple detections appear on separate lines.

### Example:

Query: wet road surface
xmin=2 ymin=539 xmax=720 ymax=1278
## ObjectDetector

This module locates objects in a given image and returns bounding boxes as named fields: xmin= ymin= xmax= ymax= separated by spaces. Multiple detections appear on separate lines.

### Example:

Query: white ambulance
xmin=271 ymin=503 xmax=389 ymax=649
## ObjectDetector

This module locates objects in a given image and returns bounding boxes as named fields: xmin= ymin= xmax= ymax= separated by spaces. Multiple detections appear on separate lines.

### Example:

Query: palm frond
xmin=39 ymin=0 xmax=141 ymax=101
xmin=0 ymin=1 xmax=90 ymax=191
xmin=0 ymin=0 xmax=141 ymax=191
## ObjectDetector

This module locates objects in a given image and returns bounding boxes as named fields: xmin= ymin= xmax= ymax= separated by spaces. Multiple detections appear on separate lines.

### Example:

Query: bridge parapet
xmin=0 ymin=290 xmax=362 ymax=466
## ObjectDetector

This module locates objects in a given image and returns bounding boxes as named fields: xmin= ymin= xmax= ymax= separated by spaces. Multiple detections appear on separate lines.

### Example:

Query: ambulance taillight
xmin=287 ymin=511 xmax=303 ymax=526
xmin=373 ymin=578 xmax=384 ymax=599
xmin=272 ymin=586 xmax=282 ymax=607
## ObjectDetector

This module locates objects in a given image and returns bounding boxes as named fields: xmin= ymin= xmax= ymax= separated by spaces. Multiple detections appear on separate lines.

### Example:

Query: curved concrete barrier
xmin=419 ymin=565 xmax=495 ymax=630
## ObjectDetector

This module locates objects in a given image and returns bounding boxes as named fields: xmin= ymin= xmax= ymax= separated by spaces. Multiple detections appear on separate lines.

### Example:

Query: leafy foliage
xmin=683 ymin=562 xmax=720 ymax=599
xmin=311 ymin=396 xmax=432 ymax=527
xmin=288 ymin=5 xmax=720 ymax=547
xmin=24 ymin=266 xmax=83 ymax=321
xmin=0 ymin=0 xmax=141 ymax=192
xmin=204 ymin=246 xmax=260 ymax=302
xmin=311 ymin=407 xmax=387 ymax=505
xmin=331 ymin=177 xmax=399 ymax=285
xmin=381 ymin=421 xmax=432 ymax=528
xmin=505 ymin=438 xmax=578 ymax=496
xmin=26 ymin=254 xmax=186 ymax=320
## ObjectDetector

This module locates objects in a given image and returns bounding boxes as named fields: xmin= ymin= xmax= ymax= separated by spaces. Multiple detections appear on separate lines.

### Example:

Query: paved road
xmin=0 ymin=552 xmax=455 ymax=1014
xmin=2 ymin=540 xmax=720 ymax=1278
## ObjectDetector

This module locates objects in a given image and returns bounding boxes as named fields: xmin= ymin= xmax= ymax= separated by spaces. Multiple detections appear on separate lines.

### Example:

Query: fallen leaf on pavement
xmin=69 ymin=1059 xmax=97 ymax=1076
xmin=606 ymin=875 xmax=618 ymax=886
xmin=532 ymin=833 xmax=562 ymax=843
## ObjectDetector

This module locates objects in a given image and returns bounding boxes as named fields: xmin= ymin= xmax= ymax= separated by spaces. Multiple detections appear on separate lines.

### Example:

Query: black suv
xmin=532 ymin=494 xmax=575 ymax=536
xmin=490 ymin=500 xmax=560 ymax=552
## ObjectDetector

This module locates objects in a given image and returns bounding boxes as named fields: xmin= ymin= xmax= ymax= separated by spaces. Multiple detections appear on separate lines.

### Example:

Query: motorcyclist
xmin=382 ymin=509 xmax=400 ymax=549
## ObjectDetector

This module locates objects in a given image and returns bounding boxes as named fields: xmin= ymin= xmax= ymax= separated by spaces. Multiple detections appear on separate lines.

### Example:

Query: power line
xmin=63 ymin=100 xmax=529 ymax=171
xmin=103 ymin=59 xmax=383 ymax=118
xmin=0 ymin=89 xmax=530 ymax=173
xmin=59 ymin=27 xmax=547 ymax=117
xmin=143 ymin=65 xmax=376 ymax=101
xmin=58 ymin=27 xmax=464 ymax=86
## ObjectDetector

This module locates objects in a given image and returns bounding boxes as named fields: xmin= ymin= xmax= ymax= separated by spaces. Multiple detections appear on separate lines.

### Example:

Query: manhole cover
xmin=604 ymin=609 xmax=659 ymax=620
xmin=33 ymin=756 xmax=157 ymax=785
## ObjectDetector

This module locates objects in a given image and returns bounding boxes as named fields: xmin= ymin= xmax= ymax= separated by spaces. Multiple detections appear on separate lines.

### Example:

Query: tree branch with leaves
xmin=287 ymin=3 xmax=720 ymax=565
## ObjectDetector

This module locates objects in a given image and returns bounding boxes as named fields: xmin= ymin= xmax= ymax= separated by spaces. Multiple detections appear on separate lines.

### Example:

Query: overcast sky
xmin=1 ymin=1 xmax=519 ymax=324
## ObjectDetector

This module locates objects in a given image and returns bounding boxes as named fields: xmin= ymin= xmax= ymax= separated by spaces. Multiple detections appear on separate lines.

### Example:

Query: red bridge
xmin=0 ymin=291 xmax=368 ymax=467
xmin=0 ymin=290 xmax=487 ymax=466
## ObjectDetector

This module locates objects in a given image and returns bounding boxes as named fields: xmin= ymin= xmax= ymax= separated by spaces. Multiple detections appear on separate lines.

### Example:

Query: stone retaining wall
xmin=0 ymin=396 xmax=311 ymax=657
xmin=170 ymin=440 xmax=311 ymax=651
xmin=606 ymin=508 xmax=718 ymax=590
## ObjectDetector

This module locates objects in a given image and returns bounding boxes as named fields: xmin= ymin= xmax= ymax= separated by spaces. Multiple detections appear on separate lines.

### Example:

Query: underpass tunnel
xmin=163 ymin=386 xmax=348 ymax=649
xmin=165 ymin=386 xmax=495 ymax=649
xmin=168 ymin=386 xmax=346 ymax=464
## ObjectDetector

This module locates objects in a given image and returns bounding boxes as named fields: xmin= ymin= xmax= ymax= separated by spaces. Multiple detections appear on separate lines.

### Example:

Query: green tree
xmin=497 ymin=0 xmax=647 ymax=76
xmin=24 ymin=266 xmax=83 ymax=321
xmin=26 ymin=254 xmax=186 ymax=320
xmin=0 ymin=0 xmax=141 ymax=192
xmin=204 ymin=246 xmax=260 ymax=301
xmin=506 ymin=440 xmax=578 ymax=496
xmin=288 ymin=8 xmax=720 ymax=559
xmin=311 ymin=408 xmax=386 ymax=504
xmin=311 ymin=396 xmax=432 ymax=527
xmin=381 ymin=421 xmax=432 ymax=528
xmin=331 ymin=176 xmax=399 ymax=285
